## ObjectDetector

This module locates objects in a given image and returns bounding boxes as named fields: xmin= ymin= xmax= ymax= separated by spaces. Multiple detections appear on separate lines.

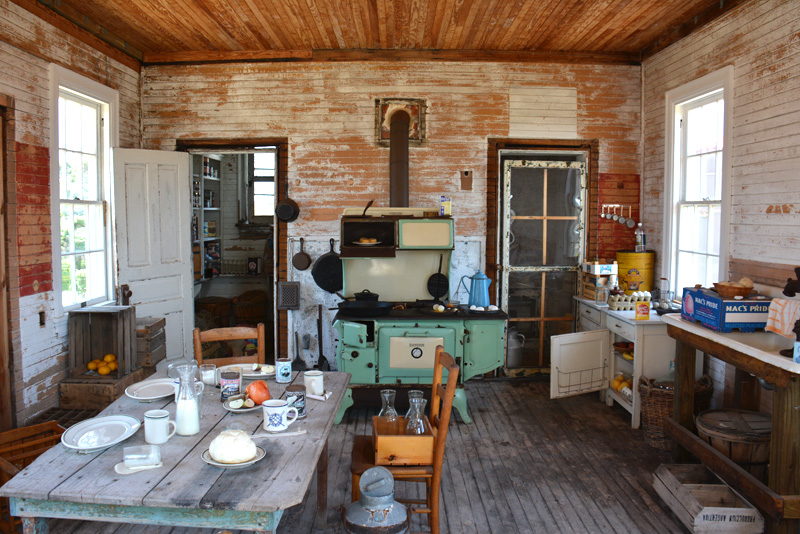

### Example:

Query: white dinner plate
xmin=125 ymin=378 xmax=177 ymax=402
xmin=217 ymin=364 xmax=275 ymax=379
xmin=201 ymin=447 xmax=266 ymax=469
xmin=222 ymin=398 xmax=262 ymax=413
xmin=61 ymin=415 xmax=141 ymax=453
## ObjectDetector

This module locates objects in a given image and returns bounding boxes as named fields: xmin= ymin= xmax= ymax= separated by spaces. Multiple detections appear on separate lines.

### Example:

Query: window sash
xmin=672 ymin=90 xmax=724 ymax=292
xmin=58 ymin=89 xmax=109 ymax=308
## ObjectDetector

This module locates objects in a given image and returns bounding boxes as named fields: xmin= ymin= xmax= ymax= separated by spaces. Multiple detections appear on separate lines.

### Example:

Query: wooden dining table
xmin=0 ymin=370 xmax=350 ymax=533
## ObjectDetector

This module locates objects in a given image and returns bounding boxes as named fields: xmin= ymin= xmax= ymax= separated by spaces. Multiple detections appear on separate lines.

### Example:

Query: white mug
xmin=304 ymin=370 xmax=324 ymax=396
xmin=262 ymin=400 xmax=299 ymax=433
xmin=144 ymin=409 xmax=177 ymax=445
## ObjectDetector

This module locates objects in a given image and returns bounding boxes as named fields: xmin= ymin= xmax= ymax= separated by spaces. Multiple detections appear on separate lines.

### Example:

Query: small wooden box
xmin=59 ymin=367 xmax=154 ymax=410
xmin=68 ymin=305 xmax=137 ymax=377
xmin=652 ymin=464 xmax=764 ymax=533
xmin=372 ymin=416 xmax=433 ymax=466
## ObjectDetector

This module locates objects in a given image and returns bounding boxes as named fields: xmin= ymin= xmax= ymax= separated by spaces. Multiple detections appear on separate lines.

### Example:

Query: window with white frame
xmin=665 ymin=68 xmax=732 ymax=296
xmin=250 ymin=149 xmax=276 ymax=220
xmin=55 ymin=85 xmax=113 ymax=309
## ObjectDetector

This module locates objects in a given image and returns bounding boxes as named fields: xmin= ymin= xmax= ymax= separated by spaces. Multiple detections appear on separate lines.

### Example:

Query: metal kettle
xmin=459 ymin=270 xmax=491 ymax=308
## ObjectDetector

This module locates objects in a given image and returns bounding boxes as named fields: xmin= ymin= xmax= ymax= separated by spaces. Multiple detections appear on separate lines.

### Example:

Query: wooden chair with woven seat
xmin=192 ymin=323 xmax=267 ymax=367
xmin=350 ymin=345 xmax=459 ymax=534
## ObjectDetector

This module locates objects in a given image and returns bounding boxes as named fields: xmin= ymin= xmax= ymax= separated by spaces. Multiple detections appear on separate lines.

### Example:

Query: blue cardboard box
xmin=681 ymin=287 xmax=771 ymax=333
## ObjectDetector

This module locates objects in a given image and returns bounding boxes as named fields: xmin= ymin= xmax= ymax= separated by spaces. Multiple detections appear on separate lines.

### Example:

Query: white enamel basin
xmin=720 ymin=331 xmax=793 ymax=355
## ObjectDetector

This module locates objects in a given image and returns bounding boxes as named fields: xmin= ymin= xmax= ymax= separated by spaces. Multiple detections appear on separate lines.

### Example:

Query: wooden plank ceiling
xmin=26 ymin=0 xmax=747 ymax=65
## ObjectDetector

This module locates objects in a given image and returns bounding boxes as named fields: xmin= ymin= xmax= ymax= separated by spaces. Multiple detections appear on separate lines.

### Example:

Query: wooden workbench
xmin=663 ymin=315 xmax=800 ymax=534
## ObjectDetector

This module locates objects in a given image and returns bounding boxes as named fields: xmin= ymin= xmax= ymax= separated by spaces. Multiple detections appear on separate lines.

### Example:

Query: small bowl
xmin=712 ymin=283 xmax=753 ymax=299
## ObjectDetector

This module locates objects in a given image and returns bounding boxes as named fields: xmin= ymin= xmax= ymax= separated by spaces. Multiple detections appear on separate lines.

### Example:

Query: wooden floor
xmin=47 ymin=380 xmax=684 ymax=533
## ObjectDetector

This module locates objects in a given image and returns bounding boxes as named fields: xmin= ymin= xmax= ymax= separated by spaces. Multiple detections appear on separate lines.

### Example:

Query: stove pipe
xmin=389 ymin=110 xmax=410 ymax=207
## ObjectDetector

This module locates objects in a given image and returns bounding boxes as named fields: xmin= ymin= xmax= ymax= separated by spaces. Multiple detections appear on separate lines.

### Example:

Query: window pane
xmin=64 ymin=99 xmax=83 ymax=152
xmin=686 ymin=98 xmax=723 ymax=156
xmin=509 ymin=167 xmax=543 ymax=217
xmin=62 ymin=251 xmax=107 ymax=307
xmin=81 ymin=153 xmax=99 ymax=200
xmin=254 ymin=181 xmax=274 ymax=195
xmin=253 ymin=195 xmax=274 ymax=216
xmin=81 ymin=104 xmax=97 ymax=154
xmin=61 ymin=203 xmax=104 ymax=253
xmin=62 ymin=150 xmax=82 ymax=199
xmin=684 ymin=155 xmax=701 ymax=200
xmin=254 ymin=152 xmax=275 ymax=177
xmin=677 ymin=251 xmax=709 ymax=291
xmin=678 ymin=205 xmax=709 ymax=253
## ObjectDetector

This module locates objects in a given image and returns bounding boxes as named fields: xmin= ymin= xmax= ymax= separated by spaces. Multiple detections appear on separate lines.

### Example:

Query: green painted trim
xmin=335 ymin=387 xmax=354 ymax=424
xmin=10 ymin=498 xmax=282 ymax=531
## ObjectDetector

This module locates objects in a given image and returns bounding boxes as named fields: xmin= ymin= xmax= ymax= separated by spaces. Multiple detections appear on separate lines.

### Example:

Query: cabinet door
xmin=550 ymin=330 xmax=609 ymax=399
xmin=463 ymin=320 xmax=505 ymax=381
xmin=339 ymin=347 xmax=377 ymax=384
xmin=377 ymin=327 xmax=457 ymax=381
xmin=398 ymin=219 xmax=454 ymax=249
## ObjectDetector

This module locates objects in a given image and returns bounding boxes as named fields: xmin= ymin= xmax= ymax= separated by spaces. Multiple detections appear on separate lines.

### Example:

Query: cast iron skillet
xmin=427 ymin=254 xmax=449 ymax=301
xmin=292 ymin=237 xmax=312 ymax=271
xmin=311 ymin=238 xmax=343 ymax=293
xmin=275 ymin=180 xmax=299 ymax=222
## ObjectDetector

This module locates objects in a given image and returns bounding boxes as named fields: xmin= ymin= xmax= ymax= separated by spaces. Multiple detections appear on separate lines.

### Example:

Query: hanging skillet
xmin=292 ymin=237 xmax=312 ymax=271
xmin=427 ymin=254 xmax=449 ymax=301
xmin=311 ymin=238 xmax=343 ymax=293
xmin=275 ymin=179 xmax=299 ymax=222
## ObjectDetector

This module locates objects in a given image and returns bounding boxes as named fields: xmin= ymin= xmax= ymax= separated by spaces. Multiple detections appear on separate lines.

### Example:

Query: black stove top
xmin=334 ymin=302 xmax=508 ymax=321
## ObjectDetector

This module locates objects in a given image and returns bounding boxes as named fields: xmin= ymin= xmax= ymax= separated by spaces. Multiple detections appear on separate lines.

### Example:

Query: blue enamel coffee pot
xmin=459 ymin=270 xmax=491 ymax=308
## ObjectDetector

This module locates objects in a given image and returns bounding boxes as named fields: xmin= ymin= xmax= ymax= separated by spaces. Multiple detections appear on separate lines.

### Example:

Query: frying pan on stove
xmin=311 ymin=238 xmax=343 ymax=293
xmin=427 ymin=254 xmax=449 ymax=301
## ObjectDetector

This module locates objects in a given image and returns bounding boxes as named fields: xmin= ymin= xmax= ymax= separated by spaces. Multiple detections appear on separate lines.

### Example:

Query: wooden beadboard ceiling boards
xmin=21 ymin=0 xmax=751 ymax=65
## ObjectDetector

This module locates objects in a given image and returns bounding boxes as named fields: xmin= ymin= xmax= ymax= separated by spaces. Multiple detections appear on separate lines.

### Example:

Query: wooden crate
xmin=652 ymin=464 xmax=764 ymax=533
xmin=0 ymin=421 xmax=64 ymax=534
xmin=136 ymin=316 xmax=166 ymax=368
xmin=372 ymin=415 xmax=433 ymax=466
xmin=68 ymin=305 xmax=137 ymax=377
xmin=59 ymin=367 xmax=153 ymax=410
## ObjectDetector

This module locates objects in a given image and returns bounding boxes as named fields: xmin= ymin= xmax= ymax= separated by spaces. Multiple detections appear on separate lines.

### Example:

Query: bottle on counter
xmin=635 ymin=223 xmax=646 ymax=252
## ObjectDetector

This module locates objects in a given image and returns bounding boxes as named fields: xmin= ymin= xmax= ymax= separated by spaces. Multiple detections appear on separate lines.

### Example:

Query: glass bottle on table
xmin=405 ymin=390 xmax=424 ymax=418
xmin=378 ymin=389 xmax=398 ymax=422
xmin=405 ymin=397 xmax=428 ymax=435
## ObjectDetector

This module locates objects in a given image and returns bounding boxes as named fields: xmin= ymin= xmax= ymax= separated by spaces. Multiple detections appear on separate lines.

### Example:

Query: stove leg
xmin=453 ymin=388 xmax=472 ymax=423
xmin=334 ymin=387 xmax=354 ymax=424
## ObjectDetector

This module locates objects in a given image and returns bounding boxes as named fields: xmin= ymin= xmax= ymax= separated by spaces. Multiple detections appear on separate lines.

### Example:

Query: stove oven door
xmin=377 ymin=327 xmax=457 ymax=383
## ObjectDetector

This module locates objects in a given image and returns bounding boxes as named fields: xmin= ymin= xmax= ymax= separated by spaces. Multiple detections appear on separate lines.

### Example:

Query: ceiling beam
xmin=9 ymin=0 xmax=140 ymax=71
xmin=143 ymin=48 xmax=640 ymax=66
xmin=640 ymin=0 xmax=751 ymax=59
xmin=313 ymin=48 xmax=640 ymax=65
xmin=142 ymin=50 xmax=313 ymax=65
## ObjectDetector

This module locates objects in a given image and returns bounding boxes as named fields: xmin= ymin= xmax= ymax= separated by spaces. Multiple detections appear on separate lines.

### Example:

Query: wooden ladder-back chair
xmin=350 ymin=346 xmax=459 ymax=534
xmin=192 ymin=323 xmax=267 ymax=367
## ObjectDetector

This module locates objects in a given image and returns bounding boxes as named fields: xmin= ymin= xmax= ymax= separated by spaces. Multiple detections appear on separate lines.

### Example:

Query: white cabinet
xmin=551 ymin=301 xmax=684 ymax=429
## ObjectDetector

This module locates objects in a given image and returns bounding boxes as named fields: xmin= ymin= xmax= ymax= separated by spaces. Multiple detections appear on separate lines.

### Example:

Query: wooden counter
xmin=663 ymin=315 xmax=800 ymax=534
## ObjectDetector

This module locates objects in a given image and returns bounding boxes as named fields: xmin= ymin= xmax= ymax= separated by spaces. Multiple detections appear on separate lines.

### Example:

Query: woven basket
xmin=639 ymin=375 xmax=713 ymax=450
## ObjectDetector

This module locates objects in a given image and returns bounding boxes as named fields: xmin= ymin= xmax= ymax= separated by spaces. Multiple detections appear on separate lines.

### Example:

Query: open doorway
xmin=189 ymin=147 xmax=279 ymax=363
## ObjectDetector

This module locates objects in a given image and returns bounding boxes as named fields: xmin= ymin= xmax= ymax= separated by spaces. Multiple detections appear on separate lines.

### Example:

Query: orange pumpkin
xmin=245 ymin=380 xmax=271 ymax=405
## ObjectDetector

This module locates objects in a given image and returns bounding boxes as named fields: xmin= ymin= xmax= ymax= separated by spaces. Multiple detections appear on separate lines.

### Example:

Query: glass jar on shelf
xmin=405 ymin=397 xmax=428 ymax=435
xmin=378 ymin=389 xmax=398 ymax=421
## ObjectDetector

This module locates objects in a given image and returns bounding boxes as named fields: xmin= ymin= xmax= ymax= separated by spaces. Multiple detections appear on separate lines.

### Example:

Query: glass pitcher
xmin=168 ymin=360 xmax=204 ymax=436
xmin=405 ymin=397 xmax=428 ymax=435
xmin=378 ymin=389 xmax=398 ymax=421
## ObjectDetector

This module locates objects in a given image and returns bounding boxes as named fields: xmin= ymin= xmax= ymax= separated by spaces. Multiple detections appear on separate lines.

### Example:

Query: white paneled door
xmin=113 ymin=148 xmax=192 ymax=360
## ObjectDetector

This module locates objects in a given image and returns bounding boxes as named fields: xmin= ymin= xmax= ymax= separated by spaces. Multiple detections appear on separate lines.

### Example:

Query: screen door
xmin=499 ymin=158 xmax=586 ymax=369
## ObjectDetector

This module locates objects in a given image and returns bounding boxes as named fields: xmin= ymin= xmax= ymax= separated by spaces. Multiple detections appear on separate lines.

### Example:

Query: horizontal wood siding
xmin=142 ymin=61 xmax=641 ymax=242
xmin=0 ymin=0 xmax=140 ymax=423
xmin=641 ymin=0 xmax=800 ymax=280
